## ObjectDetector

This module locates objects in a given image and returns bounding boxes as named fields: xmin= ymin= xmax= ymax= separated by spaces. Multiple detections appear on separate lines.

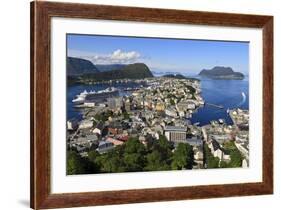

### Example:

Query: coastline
xmin=66 ymin=76 xmax=249 ymax=173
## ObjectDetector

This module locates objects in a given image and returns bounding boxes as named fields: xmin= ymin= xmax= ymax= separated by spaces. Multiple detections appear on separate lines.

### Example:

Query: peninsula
xmin=67 ymin=57 xmax=153 ymax=84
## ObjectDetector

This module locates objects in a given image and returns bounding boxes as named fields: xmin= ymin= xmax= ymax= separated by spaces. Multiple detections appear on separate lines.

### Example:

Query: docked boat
xmin=218 ymin=119 xmax=225 ymax=124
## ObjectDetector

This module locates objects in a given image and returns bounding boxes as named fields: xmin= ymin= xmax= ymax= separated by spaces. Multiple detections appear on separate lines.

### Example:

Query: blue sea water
xmin=67 ymin=82 xmax=142 ymax=120
xmin=67 ymin=77 xmax=249 ymax=126
xmin=189 ymin=76 xmax=249 ymax=125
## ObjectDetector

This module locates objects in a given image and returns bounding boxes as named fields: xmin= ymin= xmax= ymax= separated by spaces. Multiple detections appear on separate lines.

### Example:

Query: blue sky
xmin=67 ymin=34 xmax=249 ymax=75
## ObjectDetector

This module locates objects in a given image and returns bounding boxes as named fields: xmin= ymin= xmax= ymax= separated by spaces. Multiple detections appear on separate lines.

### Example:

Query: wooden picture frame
xmin=31 ymin=1 xmax=273 ymax=209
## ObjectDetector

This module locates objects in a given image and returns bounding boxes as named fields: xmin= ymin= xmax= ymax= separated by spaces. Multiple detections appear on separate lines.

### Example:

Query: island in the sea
xmin=199 ymin=66 xmax=244 ymax=80
xmin=162 ymin=73 xmax=200 ymax=81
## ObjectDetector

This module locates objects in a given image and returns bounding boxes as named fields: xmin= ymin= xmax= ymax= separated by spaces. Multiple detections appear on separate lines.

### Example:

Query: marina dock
xmin=205 ymin=102 xmax=224 ymax=109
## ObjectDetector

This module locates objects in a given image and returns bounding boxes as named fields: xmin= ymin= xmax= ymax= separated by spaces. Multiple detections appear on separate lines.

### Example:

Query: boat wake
xmin=236 ymin=92 xmax=246 ymax=107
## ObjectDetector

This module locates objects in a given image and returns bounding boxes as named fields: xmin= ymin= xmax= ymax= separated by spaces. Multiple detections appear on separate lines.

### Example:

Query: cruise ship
xmin=72 ymin=87 xmax=119 ymax=104
xmin=72 ymin=90 xmax=88 ymax=105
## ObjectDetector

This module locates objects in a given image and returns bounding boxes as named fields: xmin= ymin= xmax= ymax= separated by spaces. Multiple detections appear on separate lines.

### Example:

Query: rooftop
xmin=165 ymin=126 xmax=187 ymax=132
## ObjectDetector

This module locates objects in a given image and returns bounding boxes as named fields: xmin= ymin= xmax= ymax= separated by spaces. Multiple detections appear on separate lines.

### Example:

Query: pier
xmin=205 ymin=102 xmax=224 ymax=109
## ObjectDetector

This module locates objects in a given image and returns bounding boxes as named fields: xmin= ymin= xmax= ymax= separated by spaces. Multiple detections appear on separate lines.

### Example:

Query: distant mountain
xmin=67 ymin=57 xmax=99 ymax=76
xmin=199 ymin=66 xmax=244 ymax=80
xmin=119 ymin=63 xmax=153 ymax=78
xmin=162 ymin=74 xmax=187 ymax=79
xmin=165 ymin=71 xmax=182 ymax=75
xmin=72 ymin=63 xmax=153 ymax=84
xmin=96 ymin=64 xmax=127 ymax=72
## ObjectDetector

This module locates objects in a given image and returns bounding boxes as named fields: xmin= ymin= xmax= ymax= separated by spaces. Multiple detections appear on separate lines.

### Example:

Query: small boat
xmin=218 ymin=119 xmax=225 ymax=124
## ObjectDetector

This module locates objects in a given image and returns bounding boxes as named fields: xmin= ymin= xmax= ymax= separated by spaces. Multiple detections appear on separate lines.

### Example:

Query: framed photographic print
xmin=30 ymin=1 xmax=273 ymax=209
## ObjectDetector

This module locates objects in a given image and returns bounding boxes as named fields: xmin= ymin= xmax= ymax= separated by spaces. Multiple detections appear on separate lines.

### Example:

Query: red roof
xmin=117 ymin=135 xmax=129 ymax=142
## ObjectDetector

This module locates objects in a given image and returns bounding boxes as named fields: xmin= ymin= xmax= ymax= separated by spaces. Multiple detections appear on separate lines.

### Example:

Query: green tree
xmin=223 ymin=141 xmax=243 ymax=168
xmin=144 ymin=135 xmax=173 ymax=171
xmin=158 ymin=135 xmax=173 ymax=150
xmin=122 ymin=111 xmax=130 ymax=120
xmin=96 ymin=146 xmax=126 ymax=173
xmin=123 ymin=153 xmax=145 ymax=172
xmin=228 ymin=149 xmax=242 ymax=167
xmin=145 ymin=135 xmax=173 ymax=171
xmin=124 ymin=137 xmax=146 ymax=154
xmin=208 ymin=156 xmax=220 ymax=168
xmin=203 ymin=144 xmax=219 ymax=168
xmin=123 ymin=137 xmax=146 ymax=172
xmin=88 ymin=150 xmax=100 ymax=162
xmin=172 ymin=143 xmax=194 ymax=170
xmin=67 ymin=150 xmax=87 ymax=175
xmin=220 ymin=160 xmax=228 ymax=168
xmin=87 ymin=150 xmax=102 ymax=171
xmin=145 ymin=150 xmax=170 ymax=171
xmin=157 ymin=135 xmax=173 ymax=162
xmin=94 ymin=110 xmax=114 ymax=122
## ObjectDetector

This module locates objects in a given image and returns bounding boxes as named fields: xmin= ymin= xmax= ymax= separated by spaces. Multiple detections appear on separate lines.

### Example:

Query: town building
xmin=107 ymin=97 xmax=123 ymax=110
xmin=186 ymin=135 xmax=203 ymax=147
xmin=165 ymin=108 xmax=178 ymax=118
xmin=164 ymin=126 xmax=187 ymax=143
xmin=208 ymin=139 xmax=231 ymax=162
xmin=106 ymin=137 xmax=124 ymax=146
xmin=83 ymin=101 xmax=96 ymax=107
xmin=209 ymin=139 xmax=224 ymax=160
xmin=67 ymin=118 xmax=79 ymax=131
xmin=108 ymin=121 xmax=123 ymax=135
xmin=124 ymin=99 xmax=131 ymax=112
xmin=155 ymin=103 xmax=165 ymax=112
xmin=193 ymin=146 xmax=204 ymax=169
xmin=177 ymin=101 xmax=196 ymax=111
xmin=92 ymin=122 xmax=105 ymax=136
xmin=210 ymin=134 xmax=230 ymax=144
xmin=96 ymin=141 xmax=114 ymax=154
xmin=79 ymin=119 xmax=93 ymax=129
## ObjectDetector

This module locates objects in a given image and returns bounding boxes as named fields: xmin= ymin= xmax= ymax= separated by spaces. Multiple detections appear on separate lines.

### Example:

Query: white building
xmin=164 ymin=126 xmax=187 ymax=143
xmin=79 ymin=119 xmax=93 ymax=129
xmin=242 ymin=159 xmax=249 ymax=168
xmin=83 ymin=101 xmax=95 ymax=107
xmin=67 ymin=119 xmax=79 ymax=130
xmin=209 ymin=140 xmax=224 ymax=160
xmin=165 ymin=108 xmax=178 ymax=118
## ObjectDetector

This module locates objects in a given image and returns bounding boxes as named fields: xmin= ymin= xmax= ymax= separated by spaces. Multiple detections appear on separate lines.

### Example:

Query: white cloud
xmin=68 ymin=49 xmax=141 ymax=64
xmin=67 ymin=49 xmax=191 ymax=73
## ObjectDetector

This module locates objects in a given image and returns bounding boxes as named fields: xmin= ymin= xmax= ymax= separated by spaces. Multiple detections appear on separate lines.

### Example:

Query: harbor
xmin=67 ymin=76 xmax=250 ymax=173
